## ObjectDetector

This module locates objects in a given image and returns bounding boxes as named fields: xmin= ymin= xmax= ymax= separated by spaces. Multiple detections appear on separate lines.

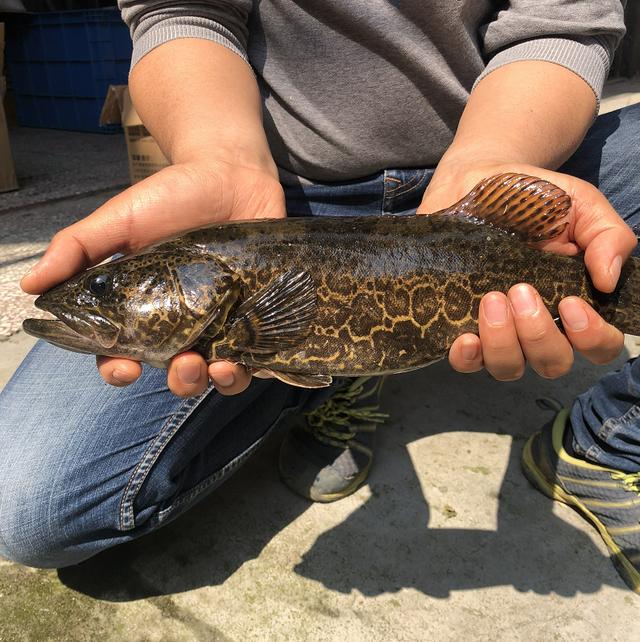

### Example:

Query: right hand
xmin=21 ymin=157 xmax=286 ymax=397
xmin=420 ymin=160 xmax=636 ymax=381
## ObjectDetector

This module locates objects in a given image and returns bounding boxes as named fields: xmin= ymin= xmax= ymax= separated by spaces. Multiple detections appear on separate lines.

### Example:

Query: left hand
xmin=417 ymin=161 xmax=638 ymax=381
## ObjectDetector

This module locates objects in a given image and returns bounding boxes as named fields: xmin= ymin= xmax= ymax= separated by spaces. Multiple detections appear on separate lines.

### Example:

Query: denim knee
xmin=0 ymin=343 xmax=165 ymax=568
xmin=0 ymin=471 xmax=91 ymax=569
xmin=0 ymin=529 xmax=77 ymax=569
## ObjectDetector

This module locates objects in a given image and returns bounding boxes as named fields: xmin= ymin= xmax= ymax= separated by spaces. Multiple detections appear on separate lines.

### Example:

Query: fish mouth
xmin=26 ymin=294 xmax=121 ymax=353
xmin=22 ymin=318 xmax=109 ymax=355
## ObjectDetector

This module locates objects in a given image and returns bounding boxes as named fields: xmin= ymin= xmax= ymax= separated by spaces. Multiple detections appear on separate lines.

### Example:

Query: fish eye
xmin=88 ymin=274 xmax=110 ymax=297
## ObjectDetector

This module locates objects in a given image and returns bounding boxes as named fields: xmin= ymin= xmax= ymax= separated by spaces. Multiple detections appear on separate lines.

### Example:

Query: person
xmin=0 ymin=1 xmax=638 ymax=591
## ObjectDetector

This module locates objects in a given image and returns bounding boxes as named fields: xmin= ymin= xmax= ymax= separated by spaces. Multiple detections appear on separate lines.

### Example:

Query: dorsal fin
xmin=445 ymin=173 xmax=571 ymax=242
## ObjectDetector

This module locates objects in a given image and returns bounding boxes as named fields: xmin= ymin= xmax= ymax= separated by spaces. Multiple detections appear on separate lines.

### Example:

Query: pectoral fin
xmin=262 ymin=370 xmax=333 ymax=388
xmin=443 ymin=173 xmax=571 ymax=242
xmin=226 ymin=270 xmax=317 ymax=353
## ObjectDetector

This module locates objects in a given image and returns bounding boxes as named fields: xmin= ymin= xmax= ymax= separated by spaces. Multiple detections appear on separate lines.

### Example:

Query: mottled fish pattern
xmin=24 ymin=174 xmax=640 ymax=388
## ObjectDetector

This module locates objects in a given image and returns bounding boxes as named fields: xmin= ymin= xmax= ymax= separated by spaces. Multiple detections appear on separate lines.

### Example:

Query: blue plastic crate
xmin=5 ymin=9 xmax=132 ymax=132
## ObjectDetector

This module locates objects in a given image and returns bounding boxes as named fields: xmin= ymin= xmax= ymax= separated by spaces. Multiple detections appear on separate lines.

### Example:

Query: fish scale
xmin=203 ymin=216 xmax=622 ymax=376
xmin=23 ymin=174 xmax=640 ymax=389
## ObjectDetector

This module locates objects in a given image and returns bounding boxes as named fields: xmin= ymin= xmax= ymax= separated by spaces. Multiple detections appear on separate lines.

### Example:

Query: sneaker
xmin=522 ymin=408 xmax=640 ymax=593
xmin=278 ymin=376 xmax=387 ymax=503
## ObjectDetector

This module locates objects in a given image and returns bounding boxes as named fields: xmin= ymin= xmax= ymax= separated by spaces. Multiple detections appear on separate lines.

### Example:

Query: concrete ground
xmin=1 ymin=81 xmax=640 ymax=641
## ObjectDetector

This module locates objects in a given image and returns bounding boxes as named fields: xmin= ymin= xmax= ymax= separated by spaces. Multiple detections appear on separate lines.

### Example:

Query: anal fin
xmin=445 ymin=173 xmax=571 ymax=242
xmin=262 ymin=370 xmax=333 ymax=389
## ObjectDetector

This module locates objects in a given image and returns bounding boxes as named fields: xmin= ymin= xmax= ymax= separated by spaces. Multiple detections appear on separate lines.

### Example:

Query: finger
xmin=558 ymin=297 xmax=624 ymax=365
xmin=448 ymin=334 xmax=484 ymax=373
xmin=20 ymin=165 xmax=237 ymax=295
xmin=167 ymin=352 xmax=210 ymax=397
xmin=567 ymin=180 xmax=638 ymax=293
xmin=508 ymin=284 xmax=573 ymax=379
xmin=21 ymin=228 xmax=97 ymax=295
xmin=208 ymin=361 xmax=252 ymax=396
xmin=20 ymin=188 xmax=163 ymax=295
xmin=583 ymin=226 xmax=637 ymax=293
xmin=97 ymin=356 xmax=143 ymax=387
xmin=21 ymin=170 xmax=212 ymax=294
xmin=478 ymin=292 xmax=526 ymax=381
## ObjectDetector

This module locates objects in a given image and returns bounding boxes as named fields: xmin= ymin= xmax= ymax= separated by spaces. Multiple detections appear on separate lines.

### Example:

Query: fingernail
xmin=483 ymin=294 xmax=508 ymax=327
xmin=177 ymin=362 xmax=202 ymax=385
xmin=561 ymin=302 xmax=589 ymax=332
xmin=22 ymin=261 xmax=41 ymax=279
xmin=461 ymin=340 xmax=479 ymax=361
xmin=510 ymin=284 xmax=538 ymax=317
xmin=112 ymin=368 xmax=136 ymax=384
xmin=609 ymin=255 xmax=622 ymax=284
xmin=214 ymin=372 xmax=235 ymax=388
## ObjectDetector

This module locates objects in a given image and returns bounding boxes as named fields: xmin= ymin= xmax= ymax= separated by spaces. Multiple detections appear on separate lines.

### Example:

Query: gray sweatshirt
xmin=119 ymin=1 xmax=626 ymax=182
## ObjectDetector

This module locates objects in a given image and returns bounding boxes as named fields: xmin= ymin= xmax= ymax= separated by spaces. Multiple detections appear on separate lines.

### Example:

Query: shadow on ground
xmin=58 ymin=353 xmax=629 ymax=602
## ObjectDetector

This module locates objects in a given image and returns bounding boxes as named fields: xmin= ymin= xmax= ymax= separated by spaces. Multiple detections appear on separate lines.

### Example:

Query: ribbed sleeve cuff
xmin=130 ymin=16 xmax=249 ymax=70
xmin=475 ymin=37 xmax=611 ymax=112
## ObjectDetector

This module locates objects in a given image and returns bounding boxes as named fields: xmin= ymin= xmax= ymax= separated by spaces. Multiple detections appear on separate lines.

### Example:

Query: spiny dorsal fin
xmin=226 ymin=269 xmax=316 ymax=354
xmin=449 ymin=173 xmax=571 ymax=242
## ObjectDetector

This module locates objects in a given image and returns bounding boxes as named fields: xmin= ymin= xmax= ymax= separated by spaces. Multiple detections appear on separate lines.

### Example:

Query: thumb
xmin=583 ymin=227 xmax=635 ymax=293
xmin=21 ymin=164 xmax=233 ymax=294
xmin=569 ymin=180 xmax=637 ymax=293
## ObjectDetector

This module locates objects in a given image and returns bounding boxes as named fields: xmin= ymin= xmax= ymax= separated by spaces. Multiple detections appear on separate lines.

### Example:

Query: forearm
xmin=129 ymin=38 xmax=276 ymax=173
xmin=441 ymin=60 xmax=597 ymax=171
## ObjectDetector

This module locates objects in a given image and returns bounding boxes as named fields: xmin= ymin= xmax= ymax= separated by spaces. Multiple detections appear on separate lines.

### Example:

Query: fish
xmin=23 ymin=173 xmax=640 ymax=389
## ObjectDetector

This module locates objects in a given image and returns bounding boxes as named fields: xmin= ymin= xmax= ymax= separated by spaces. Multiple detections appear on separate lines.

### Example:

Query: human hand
xmin=417 ymin=161 xmax=638 ymax=381
xmin=21 ymin=157 xmax=286 ymax=397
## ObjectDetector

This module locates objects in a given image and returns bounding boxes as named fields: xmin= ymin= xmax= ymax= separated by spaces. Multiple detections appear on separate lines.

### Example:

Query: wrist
xmin=421 ymin=155 xmax=543 ymax=214
xmin=438 ymin=138 xmax=533 ymax=173
xmin=429 ymin=154 xmax=510 ymax=200
xmin=171 ymin=137 xmax=278 ymax=178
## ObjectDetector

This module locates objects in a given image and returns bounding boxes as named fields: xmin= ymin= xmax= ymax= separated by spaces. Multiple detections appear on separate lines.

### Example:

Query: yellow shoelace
xmin=305 ymin=376 xmax=388 ymax=442
xmin=611 ymin=471 xmax=640 ymax=494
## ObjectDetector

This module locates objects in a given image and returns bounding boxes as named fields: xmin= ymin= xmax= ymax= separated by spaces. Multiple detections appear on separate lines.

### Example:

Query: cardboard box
xmin=100 ymin=85 xmax=169 ymax=184
xmin=0 ymin=23 xmax=19 ymax=194
xmin=0 ymin=101 xmax=18 ymax=193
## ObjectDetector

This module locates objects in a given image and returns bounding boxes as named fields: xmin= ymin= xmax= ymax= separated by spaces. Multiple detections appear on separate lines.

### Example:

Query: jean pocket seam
xmin=598 ymin=405 xmax=640 ymax=441
xmin=118 ymin=388 xmax=213 ymax=531
xmin=387 ymin=170 xmax=429 ymax=198
xmin=152 ymin=431 xmax=269 ymax=527
xmin=585 ymin=444 xmax=605 ymax=465
xmin=385 ymin=174 xmax=418 ymax=195
xmin=149 ymin=401 xmax=301 ymax=528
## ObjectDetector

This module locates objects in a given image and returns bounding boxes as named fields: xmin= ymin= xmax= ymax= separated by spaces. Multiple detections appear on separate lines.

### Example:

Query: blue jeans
xmin=0 ymin=104 xmax=639 ymax=569
xmin=564 ymin=105 xmax=640 ymax=472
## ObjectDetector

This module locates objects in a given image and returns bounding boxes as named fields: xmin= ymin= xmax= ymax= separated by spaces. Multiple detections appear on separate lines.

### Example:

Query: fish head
xmin=23 ymin=250 xmax=240 ymax=366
